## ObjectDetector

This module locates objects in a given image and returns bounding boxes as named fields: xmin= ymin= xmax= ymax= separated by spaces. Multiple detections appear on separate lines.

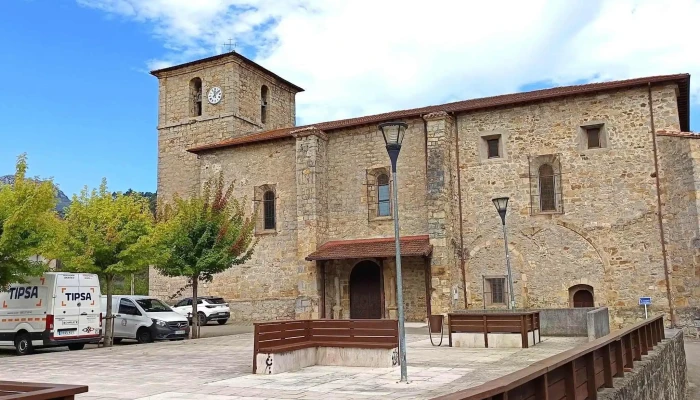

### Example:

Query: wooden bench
xmin=253 ymin=319 xmax=399 ymax=374
xmin=448 ymin=311 xmax=541 ymax=348
xmin=0 ymin=381 xmax=87 ymax=399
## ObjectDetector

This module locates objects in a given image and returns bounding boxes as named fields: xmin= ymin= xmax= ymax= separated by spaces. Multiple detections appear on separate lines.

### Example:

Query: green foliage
xmin=119 ymin=189 xmax=157 ymax=217
xmin=58 ymin=179 xmax=155 ymax=279
xmin=154 ymin=172 xmax=256 ymax=282
xmin=0 ymin=154 xmax=60 ymax=290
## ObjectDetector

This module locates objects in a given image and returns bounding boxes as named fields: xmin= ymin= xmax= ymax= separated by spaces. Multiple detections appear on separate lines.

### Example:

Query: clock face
xmin=207 ymin=87 xmax=222 ymax=104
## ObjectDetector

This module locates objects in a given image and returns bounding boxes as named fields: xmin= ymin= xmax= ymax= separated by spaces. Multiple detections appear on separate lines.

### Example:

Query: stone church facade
xmin=149 ymin=52 xmax=699 ymax=329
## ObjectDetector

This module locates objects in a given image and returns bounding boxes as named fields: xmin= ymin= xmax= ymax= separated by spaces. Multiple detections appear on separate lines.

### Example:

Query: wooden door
xmin=350 ymin=261 xmax=383 ymax=319
xmin=573 ymin=289 xmax=594 ymax=307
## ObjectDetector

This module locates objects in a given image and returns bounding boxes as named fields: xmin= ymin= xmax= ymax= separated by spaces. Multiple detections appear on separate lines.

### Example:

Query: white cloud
xmin=78 ymin=0 xmax=700 ymax=125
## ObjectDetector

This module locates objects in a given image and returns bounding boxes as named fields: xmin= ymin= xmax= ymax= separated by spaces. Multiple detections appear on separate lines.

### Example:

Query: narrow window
xmin=190 ymin=77 xmax=202 ymax=117
xmin=586 ymin=127 xmax=601 ymax=149
xmin=263 ymin=190 xmax=275 ymax=230
xmin=487 ymin=138 xmax=500 ymax=158
xmin=539 ymin=164 xmax=556 ymax=211
xmin=377 ymin=174 xmax=391 ymax=217
xmin=261 ymin=85 xmax=269 ymax=124
xmin=487 ymin=278 xmax=506 ymax=304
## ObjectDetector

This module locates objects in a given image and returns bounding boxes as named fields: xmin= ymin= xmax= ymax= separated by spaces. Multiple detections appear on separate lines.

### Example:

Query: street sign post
xmin=639 ymin=297 xmax=652 ymax=319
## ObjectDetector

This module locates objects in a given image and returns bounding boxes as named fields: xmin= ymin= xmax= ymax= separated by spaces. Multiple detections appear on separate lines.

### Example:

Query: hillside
xmin=0 ymin=175 xmax=71 ymax=214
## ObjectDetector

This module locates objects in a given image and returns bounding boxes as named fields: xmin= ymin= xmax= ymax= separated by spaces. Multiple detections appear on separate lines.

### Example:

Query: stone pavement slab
xmin=0 ymin=332 xmax=585 ymax=400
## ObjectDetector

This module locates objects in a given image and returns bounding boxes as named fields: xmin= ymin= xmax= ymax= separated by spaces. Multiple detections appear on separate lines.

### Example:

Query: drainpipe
xmin=647 ymin=83 xmax=675 ymax=328
xmin=451 ymin=112 xmax=468 ymax=309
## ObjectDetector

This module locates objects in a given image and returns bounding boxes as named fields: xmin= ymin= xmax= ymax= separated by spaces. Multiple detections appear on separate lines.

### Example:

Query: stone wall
xmin=586 ymin=306 xmax=611 ymax=340
xmin=598 ymin=330 xmax=687 ymax=400
xmin=658 ymin=135 xmax=700 ymax=328
xmin=457 ymin=84 xmax=682 ymax=328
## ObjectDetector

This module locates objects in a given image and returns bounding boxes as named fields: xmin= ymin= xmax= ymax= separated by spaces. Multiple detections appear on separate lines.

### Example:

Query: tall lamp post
xmin=492 ymin=197 xmax=515 ymax=310
xmin=378 ymin=121 xmax=409 ymax=383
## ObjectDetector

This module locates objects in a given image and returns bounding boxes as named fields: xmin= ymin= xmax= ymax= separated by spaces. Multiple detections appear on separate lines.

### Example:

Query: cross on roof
xmin=223 ymin=39 xmax=236 ymax=53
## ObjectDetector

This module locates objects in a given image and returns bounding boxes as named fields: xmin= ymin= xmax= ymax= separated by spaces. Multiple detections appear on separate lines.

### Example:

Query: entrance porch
xmin=306 ymin=235 xmax=433 ymax=322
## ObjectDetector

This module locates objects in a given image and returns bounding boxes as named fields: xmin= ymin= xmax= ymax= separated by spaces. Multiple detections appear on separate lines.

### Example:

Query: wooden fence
xmin=0 ymin=381 xmax=87 ymax=399
xmin=448 ymin=311 xmax=541 ymax=348
xmin=253 ymin=319 xmax=398 ymax=373
xmin=432 ymin=314 xmax=665 ymax=400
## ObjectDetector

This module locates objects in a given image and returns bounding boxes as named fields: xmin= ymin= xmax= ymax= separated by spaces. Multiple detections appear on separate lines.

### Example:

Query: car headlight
xmin=152 ymin=319 xmax=167 ymax=327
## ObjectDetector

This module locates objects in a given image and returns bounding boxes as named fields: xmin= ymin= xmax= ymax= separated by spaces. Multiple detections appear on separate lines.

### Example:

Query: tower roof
xmin=149 ymin=52 xmax=304 ymax=93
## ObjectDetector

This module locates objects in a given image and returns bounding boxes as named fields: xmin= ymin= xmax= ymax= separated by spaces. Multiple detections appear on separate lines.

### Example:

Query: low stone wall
xmin=598 ymin=330 xmax=687 ymax=400
xmin=538 ymin=307 xmax=609 ymax=340
xmin=587 ymin=307 xmax=611 ymax=341
xmin=255 ymin=346 xmax=398 ymax=374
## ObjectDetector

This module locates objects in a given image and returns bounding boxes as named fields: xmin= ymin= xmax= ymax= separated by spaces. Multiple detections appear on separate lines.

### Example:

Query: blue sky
xmin=1 ymin=0 xmax=698 ymax=197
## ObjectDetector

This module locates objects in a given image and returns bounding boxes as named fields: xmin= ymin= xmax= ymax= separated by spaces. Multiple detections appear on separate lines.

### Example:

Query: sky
xmin=1 ymin=0 xmax=700 ymax=197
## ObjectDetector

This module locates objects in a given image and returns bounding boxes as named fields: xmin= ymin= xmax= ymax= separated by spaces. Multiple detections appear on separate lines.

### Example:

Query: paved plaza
xmin=0 ymin=326 xmax=585 ymax=400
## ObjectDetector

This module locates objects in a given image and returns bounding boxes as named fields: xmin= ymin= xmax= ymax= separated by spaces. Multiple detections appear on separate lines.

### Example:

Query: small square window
xmin=586 ymin=127 xmax=601 ymax=149
xmin=487 ymin=138 xmax=500 ymax=158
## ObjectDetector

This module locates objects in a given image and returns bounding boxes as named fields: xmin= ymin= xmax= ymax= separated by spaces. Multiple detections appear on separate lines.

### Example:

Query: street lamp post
xmin=378 ymin=121 xmax=409 ymax=383
xmin=492 ymin=197 xmax=515 ymax=310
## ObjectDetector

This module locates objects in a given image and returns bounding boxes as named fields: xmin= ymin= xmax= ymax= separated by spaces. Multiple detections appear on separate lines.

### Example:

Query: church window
xmin=254 ymin=184 xmax=277 ymax=234
xmin=261 ymin=85 xmax=269 ymax=124
xmin=485 ymin=277 xmax=506 ymax=305
xmin=586 ymin=127 xmax=601 ymax=148
xmin=528 ymin=155 xmax=563 ymax=214
xmin=377 ymin=174 xmax=391 ymax=217
xmin=190 ymin=77 xmax=202 ymax=117
xmin=263 ymin=190 xmax=275 ymax=230
xmin=479 ymin=132 xmax=507 ymax=161
xmin=487 ymin=138 xmax=500 ymax=158
xmin=539 ymin=164 xmax=556 ymax=212
xmin=579 ymin=123 xmax=608 ymax=151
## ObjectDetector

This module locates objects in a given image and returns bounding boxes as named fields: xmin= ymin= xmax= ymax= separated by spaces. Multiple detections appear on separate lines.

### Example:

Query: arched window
xmin=263 ymin=190 xmax=275 ymax=230
xmin=539 ymin=164 xmax=556 ymax=211
xmin=190 ymin=77 xmax=202 ymax=117
xmin=260 ymin=85 xmax=269 ymax=124
xmin=377 ymin=174 xmax=390 ymax=217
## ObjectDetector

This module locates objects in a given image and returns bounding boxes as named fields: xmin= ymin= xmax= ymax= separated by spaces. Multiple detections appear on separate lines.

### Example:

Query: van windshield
xmin=136 ymin=298 xmax=172 ymax=312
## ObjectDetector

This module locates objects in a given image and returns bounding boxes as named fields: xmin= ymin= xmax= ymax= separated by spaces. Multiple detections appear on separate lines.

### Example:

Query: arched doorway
xmin=350 ymin=261 xmax=383 ymax=319
xmin=570 ymin=285 xmax=594 ymax=308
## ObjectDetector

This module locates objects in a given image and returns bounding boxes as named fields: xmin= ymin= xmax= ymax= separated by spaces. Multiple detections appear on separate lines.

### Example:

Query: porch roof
xmin=305 ymin=235 xmax=433 ymax=261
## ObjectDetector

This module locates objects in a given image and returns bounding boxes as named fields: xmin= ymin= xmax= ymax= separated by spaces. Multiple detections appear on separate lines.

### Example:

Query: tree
xmin=0 ymin=154 xmax=59 ymax=290
xmin=59 ymin=179 xmax=154 ymax=346
xmin=154 ymin=172 xmax=256 ymax=338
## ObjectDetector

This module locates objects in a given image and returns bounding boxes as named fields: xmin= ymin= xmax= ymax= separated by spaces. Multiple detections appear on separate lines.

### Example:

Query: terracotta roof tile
xmin=305 ymin=235 xmax=432 ymax=261
xmin=657 ymin=130 xmax=700 ymax=138
xmin=188 ymin=73 xmax=690 ymax=153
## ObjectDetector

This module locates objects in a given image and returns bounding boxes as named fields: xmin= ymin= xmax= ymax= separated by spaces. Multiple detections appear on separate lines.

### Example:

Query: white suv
xmin=172 ymin=296 xmax=231 ymax=326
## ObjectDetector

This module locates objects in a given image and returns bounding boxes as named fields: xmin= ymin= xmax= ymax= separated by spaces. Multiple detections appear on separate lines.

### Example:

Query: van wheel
xmin=14 ymin=333 xmax=33 ymax=356
xmin=137 ymin=328 xmax=152 ymax=344
xmin=68 ymin=343 xmax=85 ymax=351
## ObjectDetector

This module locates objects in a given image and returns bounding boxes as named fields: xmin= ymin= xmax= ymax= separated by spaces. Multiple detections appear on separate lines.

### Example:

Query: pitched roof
xmin=305 ymin=235 xmax=432 ymax=261
xmin=150 ymin=52 xmax=304 ymax=93
xmin=188 ymin=73 xmax=690 ymax=153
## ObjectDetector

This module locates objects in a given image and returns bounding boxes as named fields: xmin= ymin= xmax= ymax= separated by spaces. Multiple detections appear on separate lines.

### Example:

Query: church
xmin=149 ymin=51 xmax=699 ymax=329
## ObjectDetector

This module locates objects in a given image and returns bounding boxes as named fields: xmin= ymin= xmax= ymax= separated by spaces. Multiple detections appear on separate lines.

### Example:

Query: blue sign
xmin=639 ymin=297 xmax=652 ymax=306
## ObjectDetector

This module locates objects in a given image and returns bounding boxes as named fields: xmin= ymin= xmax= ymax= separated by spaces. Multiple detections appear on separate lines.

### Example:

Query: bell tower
xmin=151 ymin=52 xmax=304 ymax=203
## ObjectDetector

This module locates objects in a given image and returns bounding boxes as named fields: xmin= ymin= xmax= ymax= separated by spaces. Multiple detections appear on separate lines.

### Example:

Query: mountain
xmin=0 ymin=175 xmax=71 ymax=214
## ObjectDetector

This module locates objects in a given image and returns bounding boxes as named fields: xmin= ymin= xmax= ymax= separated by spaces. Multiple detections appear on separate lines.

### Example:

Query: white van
xmin=102 ymin=295 xmax=189 ymax=343
xmin=0 ymin=272 xmax=102 ymax=355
